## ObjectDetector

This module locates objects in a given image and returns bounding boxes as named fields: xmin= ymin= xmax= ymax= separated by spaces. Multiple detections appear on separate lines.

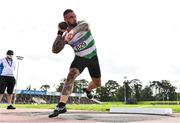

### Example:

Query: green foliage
xmin=150 ymin=80 xmax=176 ymax=101
xmin=73 ymin=79 xmax=88 ymax=93
xmin=105 ymin=80 xmax=119 ymax=101
xmin=96 ymin=86 xmax=110 ymax=101
xmin=115 ymin=86 xmax=124 ymax=101
xmin=141 ymin=86 xmax=154 ymax=101
xmin=95 ymin=79 xmax=178 ymax=102
xmin=130 ymin=79 xmax=142 ymax=101
xmin=40 ymin=84 xmax=50 ymax=91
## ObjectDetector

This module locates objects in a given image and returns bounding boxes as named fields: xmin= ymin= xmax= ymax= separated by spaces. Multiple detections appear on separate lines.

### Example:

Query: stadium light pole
xmin=13 ymin=56 xmax=24 ymax=104
xmin=123 ymin=76 xmax=127 ymax=103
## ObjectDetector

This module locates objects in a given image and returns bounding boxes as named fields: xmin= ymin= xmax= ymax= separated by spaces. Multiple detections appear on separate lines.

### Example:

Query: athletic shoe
xmin=83 ymin=88 xmax=93 ymax=99
xmin=7 ymin=105 xmax=16 ymax=109
xmin=49 ymin=106 xmax=67 ymax=118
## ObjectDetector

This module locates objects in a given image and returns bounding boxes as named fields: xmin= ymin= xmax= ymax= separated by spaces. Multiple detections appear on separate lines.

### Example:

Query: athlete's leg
xmin=59 ymin=68 xmax=80 ymax=103
xmin=87 ymin=55 xmax=101 ymax=91
xmin=86 ymin=77 xmax=101 ymax=91
xmin=84 ymin=55 xmax=101 ymax=98
xmin=49 ymin=68 xmax=80 ymax=118
xmin=59 ymin=56 xmax=85 ymax=103
xmin=49 ymin=56 xmax=85 ymax=118
xmin=83 ymin=77 xmax=101 ymax=99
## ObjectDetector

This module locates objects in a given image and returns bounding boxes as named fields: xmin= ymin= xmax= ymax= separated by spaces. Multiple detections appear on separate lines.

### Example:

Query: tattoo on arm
xmin=73 ymin=21 xmax=90 ymax=35
xmin=52 ymin=35 xmax=65 ymax=54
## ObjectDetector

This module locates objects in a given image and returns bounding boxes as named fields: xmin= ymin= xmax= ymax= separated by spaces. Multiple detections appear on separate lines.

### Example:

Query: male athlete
xmin=49 ymin=9 xmax=101 ymax=118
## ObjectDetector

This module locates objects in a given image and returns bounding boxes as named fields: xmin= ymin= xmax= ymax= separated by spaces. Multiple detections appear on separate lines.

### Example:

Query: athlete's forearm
xmin=52 ymin=35 xmax=65 ymax=54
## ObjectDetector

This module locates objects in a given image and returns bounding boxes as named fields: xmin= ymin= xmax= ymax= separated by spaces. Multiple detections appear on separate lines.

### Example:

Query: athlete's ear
xmin=64 ymin=16 xmax=68 ymax=23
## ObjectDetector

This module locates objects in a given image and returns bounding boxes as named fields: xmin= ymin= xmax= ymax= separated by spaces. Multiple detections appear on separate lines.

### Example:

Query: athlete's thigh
xmin=87 ymin=55 xmax=101 ymax=78
xmin=70 ymin=56 xmax=86 ymax=74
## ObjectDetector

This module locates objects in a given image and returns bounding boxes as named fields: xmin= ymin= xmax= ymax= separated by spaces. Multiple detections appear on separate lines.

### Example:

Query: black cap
xmin=6 ymin=50 xmax=14 ymax=55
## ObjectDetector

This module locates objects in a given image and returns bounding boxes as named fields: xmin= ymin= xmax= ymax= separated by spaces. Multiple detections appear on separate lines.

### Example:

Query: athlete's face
xmin=7 ymin=55 xmax=13 ymax=59
xmin=64 ymin=12 xmax=77 ymax=27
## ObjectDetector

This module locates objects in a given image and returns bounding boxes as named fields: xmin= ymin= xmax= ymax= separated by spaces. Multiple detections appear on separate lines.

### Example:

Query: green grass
xmin=1 ymin=104 xmax=55 ymax=109
xmin=1 ymin=102 xmax=180 ymax=113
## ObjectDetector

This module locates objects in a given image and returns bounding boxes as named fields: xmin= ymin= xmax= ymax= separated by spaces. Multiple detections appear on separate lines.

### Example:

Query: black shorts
xmin=70 ymin=55 xmax=101 ymax=78
xmin=0 ymin=76 xmax=16 ymax=94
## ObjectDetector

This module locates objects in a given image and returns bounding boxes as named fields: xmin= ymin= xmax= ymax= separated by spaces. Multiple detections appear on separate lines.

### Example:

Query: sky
xmin=0 ymin=0 xmax=180 ymax=91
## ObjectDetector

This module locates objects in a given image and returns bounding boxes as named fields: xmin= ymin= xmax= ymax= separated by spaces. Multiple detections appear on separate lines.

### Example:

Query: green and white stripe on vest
xmin=68 ymin=31 xmax=97 ymax=59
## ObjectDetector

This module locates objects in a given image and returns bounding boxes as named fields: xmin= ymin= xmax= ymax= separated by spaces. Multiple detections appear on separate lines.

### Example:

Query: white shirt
xmin=0 ymin=57 xmax=16 ymax=77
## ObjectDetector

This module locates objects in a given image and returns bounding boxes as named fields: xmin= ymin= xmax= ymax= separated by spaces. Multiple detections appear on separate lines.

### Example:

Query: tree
xmin=56 ymin=82 xmax=64 ymax=92
xmin=95 ymin=86 xmax=110 ymax=101
xmin=56 ymin=78 xmax=66 ymax=92
xmin=141 ymin=85 xmax=154 ymax=101
xmin=130 ymin=79 xmax=142 ymax=101
xmin=115 ymin=86 xmax=124 ymax=101
xmin=150 ymin=80 xmax=176 ymax=101
xmin=160 ymin=80 xmax=176 ymax=101
xmin=105 ymin=80 xmax=119 ymax=101
xmin=150 ymin=81 xmax=161 ymax=101
xmin=73 ymin=79 xmax=88 ymax=93
xmin=40 ymin=84 xmax=50 ymax=91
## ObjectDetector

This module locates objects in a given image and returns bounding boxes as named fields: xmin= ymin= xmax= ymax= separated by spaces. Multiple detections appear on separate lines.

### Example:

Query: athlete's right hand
xmin=64 ymin=30 xmax=74 ymax=42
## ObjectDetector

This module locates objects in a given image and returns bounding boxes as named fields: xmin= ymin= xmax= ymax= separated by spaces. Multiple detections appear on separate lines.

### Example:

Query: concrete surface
xmin=110 ymin=107 xmax=172 ymax=115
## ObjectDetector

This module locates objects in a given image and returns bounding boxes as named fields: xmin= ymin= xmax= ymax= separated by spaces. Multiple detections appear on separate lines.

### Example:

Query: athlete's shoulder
xmin=77 ymin=20 xmax=89 ymax=25
xmin=77 ymin=20 xmax=84 ymax=23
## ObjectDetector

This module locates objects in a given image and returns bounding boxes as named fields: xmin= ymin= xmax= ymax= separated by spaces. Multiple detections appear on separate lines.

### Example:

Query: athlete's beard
xmin=68 ymin=22 xmax=77 ymax=28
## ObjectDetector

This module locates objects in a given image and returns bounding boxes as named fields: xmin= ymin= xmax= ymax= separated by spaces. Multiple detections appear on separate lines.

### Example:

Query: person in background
xmin=0 ymin=50 xmax=16 ymax=109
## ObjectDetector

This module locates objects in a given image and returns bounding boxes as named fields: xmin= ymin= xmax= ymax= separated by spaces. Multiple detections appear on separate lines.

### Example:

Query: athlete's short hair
xmin=63 ymin=9 xmax=74 ymax=17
